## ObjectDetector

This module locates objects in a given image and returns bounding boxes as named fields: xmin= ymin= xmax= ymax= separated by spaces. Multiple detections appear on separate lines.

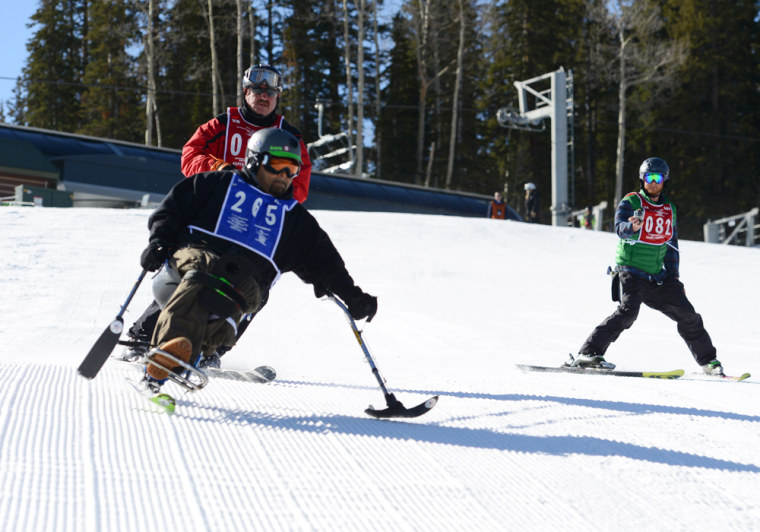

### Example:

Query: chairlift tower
xmin=497 ymin=68 xmax=572 ymax=227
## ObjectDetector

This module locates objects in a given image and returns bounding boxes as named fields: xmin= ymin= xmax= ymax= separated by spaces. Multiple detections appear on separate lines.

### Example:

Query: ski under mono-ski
xmin=125 ymin=361 xmax=276 ymax=415
xmin=516 ymin=364 xmax=685 ymax=379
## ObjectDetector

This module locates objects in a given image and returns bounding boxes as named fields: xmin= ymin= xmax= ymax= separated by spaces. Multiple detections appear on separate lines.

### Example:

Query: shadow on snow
xmin=177 ymin=379 xmax=760 ymax=473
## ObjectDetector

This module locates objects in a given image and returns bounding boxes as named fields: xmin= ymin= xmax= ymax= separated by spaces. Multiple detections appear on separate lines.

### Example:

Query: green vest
xmin=615 ymin=191 xmax=676 ymax=274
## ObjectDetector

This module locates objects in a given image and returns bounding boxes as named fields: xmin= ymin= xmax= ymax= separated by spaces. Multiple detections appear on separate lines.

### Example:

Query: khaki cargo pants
xmin=152 ymin=246 xmax=262 ymax=359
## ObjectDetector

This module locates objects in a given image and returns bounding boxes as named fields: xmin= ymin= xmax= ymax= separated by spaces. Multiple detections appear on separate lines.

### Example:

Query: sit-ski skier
xmin=137 ymin=127 xmax=377 ymax=392
xmin=572 ymin=157 xmax=726 ymax=376
xmin=123 ymin=64 xmax=311 ymax=369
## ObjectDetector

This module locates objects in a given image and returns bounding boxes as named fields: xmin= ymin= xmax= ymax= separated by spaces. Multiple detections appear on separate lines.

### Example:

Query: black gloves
xmin=313 ymin=281 xmax=377 ymax=321
xmin=313 ymin=282 xmax=329 ymax=299
xmin=140 ymin=240 xmax=171 ymax=271
xmin=345 ymin=290 xmax=378 ymax=322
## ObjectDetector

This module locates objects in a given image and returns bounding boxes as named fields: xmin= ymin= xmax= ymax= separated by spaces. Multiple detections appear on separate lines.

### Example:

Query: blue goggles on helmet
xmin=643 ymin=172 xmax=664 ymax=184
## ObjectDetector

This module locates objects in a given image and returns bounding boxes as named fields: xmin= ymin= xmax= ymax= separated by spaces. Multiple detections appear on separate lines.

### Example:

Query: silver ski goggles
xmin=249 ymin=87 xmax=279 ymax=98
xmin=244 ymin=67 xmax=282 ymax=92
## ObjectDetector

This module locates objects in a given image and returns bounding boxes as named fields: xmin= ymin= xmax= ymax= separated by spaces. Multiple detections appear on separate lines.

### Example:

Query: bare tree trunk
xmin=236 ymin=0 xmax=243 ymax=107
xmin=152 ymin=97 xmax=161 ymax=147
xmin=247 ymin=3 xmax=256 ymax=66
xmin=610 ymin=0 xmax=685 ymax=205
xmin=414 ymin=0 xmax=430 ymax=185
xmin=266 ymin=2 xmax=273 ymax=61
xmin=432 ymin=14 xmax=443 ymax=179
xmin=416 ymin=85 xmax=427 ymax=185
xmin=144 ymin=0 xmax=156 ymax=146
xmin=424 ymin=141 xmax=435 ymax=187
xmin=445 ymin=0 xmax=465 ymax=189
xmin=355 ymin=0 xmax=365 ymax=177
xmin=372 ymin=0 xmax=381 ymax=179
xmin=615 ymin=46 xmax=627 ymax=206
xmin=205 ymin=0 xmax=220 ymax=116
xmin=413 ymin=1 xmax=448 ymax=186
xmin=342 ymin=0 xmax=355 ymax=172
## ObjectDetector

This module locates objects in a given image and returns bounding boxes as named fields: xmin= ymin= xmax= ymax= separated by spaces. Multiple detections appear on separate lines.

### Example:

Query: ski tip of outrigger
xmin=365 ymin=394 xmax=439 ymax=419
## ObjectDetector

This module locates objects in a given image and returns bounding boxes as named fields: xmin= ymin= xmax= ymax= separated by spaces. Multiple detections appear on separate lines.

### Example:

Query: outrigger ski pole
xmin=78 ymin=268 xmax=149 ymax=379
xmin=328 ymin=295 xmax=438 ymax=419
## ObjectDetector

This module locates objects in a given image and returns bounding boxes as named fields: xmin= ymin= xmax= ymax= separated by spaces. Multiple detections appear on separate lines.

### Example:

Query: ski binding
xmin=142 ymin=347 xmax=209 ymax=392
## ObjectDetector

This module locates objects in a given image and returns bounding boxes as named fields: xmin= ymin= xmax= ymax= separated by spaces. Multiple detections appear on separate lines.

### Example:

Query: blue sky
xmin=0 ymin=3 xmax=36 ymax=107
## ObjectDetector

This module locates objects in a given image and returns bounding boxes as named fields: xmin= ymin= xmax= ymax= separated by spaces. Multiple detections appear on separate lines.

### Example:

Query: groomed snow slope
xmin=0 ymin=207 xmax=758 ymax=531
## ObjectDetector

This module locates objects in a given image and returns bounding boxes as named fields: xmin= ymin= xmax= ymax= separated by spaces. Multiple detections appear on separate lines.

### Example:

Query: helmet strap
xmin=243 ymin=155 xmax=264 ymax=184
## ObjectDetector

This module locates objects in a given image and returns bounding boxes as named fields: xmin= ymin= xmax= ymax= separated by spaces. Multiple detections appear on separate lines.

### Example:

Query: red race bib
xmin=636 ymin=194 xmax=673 ymax=245
xmin=223 ymin=108 xmax=285 ymax=170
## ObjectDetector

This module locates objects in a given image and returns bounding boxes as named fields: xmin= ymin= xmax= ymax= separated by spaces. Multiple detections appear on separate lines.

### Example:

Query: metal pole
xmin=550 ymin=69 xmax=569 ymax=227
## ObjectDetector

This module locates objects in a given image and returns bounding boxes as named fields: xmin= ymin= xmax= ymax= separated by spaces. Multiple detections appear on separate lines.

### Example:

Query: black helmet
xmin=242 ymin=64 xmax=283 ymax=93
xmin=244 ymin=128 xmax=302 ymax=177
xmin=639 ymin=157 xmax=670 ymax=185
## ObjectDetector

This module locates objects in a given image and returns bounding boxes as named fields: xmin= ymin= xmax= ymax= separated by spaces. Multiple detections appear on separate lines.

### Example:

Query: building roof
xmin=0 ymin=123 xmax=520 ymax=219
xmin=0 ymin=137 xmax=59 ymax=180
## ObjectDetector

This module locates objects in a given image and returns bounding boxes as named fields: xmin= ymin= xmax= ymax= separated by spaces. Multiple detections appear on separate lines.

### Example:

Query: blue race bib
xmin=213 ymin=174 xmax=297 ymax=263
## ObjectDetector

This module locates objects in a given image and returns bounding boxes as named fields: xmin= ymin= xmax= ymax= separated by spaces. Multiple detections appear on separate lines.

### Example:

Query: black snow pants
xmin=579 ymin=272 xmax=717 ymax=366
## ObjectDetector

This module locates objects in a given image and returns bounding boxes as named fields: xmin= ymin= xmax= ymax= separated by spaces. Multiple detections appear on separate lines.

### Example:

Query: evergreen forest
xmin=4 ymin=0 xmax=760 ymax=239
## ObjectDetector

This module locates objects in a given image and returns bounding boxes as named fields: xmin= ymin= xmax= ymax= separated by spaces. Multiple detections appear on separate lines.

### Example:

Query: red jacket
xmin=181 ymin=106 xmax=311 ymax=203
xmin=488 ymin=200 xmax=507 ymax=219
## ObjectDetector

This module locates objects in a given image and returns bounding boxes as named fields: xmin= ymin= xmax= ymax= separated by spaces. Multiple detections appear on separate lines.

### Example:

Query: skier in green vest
xmin=572 ymin=157 xmax=725 ymax=376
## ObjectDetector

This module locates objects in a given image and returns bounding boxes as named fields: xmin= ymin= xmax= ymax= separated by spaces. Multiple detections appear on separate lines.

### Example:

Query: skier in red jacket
xmin=181 ymin=64 xmax=311 ymax=203
xmin=120 ymin=65 xmax=312 ymax=365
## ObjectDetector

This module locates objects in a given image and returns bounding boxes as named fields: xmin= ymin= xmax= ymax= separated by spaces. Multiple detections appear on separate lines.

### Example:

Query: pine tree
xmin=78 ymin=1 xmax=142 ymax=141
xmin=479 ymin=0 xmax=584 ymax=214
xmin=151 ymin=0 xmax=210 ymax=148
xmin=17 ymin=0 xmax=88 ymax=132
xmin=644 ymin=0 xmax=760 ymax=237
xmin=570 ymin=0 xmax=620 ymax=208
xmin=377 ymin=13 xmax=418 ymax=183
xmin=280 ymin=0 xmax=343 ymax=145
xmin=437 ymin=0 xmax=486 ymax=193
xmin=156 ymin=0 xmax=241 ymax=149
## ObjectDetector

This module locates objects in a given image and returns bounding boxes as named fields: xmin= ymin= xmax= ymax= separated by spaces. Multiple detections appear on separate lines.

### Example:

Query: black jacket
xmin=147 ymin=170 xmax=361 ymax=302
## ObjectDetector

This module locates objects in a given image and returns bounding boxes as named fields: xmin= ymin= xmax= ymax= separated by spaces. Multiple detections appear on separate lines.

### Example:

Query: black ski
xmin=365 ymin=394 xmax=438 ymax=418
xmin=517 ymin=364 xmax=684 ymax=379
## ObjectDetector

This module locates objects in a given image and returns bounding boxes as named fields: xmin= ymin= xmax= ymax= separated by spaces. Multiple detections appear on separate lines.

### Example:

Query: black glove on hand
xmin=345 ymin=290 xmax=378 ymax=322
xmin=313 ymin=282 xmax=330 ymax=299
xmin=140 ymin=241 xmax=170 ymax=271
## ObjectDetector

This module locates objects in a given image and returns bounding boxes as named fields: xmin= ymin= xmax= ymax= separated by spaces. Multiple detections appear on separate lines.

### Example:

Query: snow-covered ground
xmin=0 ymin=206 xmax=758 ymax=531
